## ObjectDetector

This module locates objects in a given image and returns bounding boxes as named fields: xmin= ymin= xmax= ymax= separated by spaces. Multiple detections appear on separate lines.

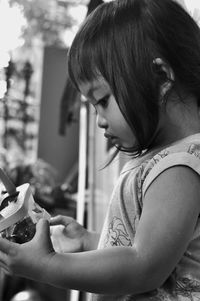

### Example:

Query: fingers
xmin=50 ymin=225 xmax=64 ymax=236
xmin=0 ymin=249 xmax=8 ymax=263
xmin=1 ymin=268 xmax=12 ymax=276
xmin=50 ymin=215 xmax=74 ymax=226
xmin=0 ymin=256 xmax=8 ymax=270
xmin=0 ymin=238 xmax=16 ymax=269
xmin=0 ymin=264 xmax=9 ymax=274
xmin=0 ymin=238 xmax=17 ymax=255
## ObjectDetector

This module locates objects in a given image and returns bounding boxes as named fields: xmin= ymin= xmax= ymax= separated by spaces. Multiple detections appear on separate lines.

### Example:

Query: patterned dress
xmin=90 ymin=133 xmax=200 ymax=301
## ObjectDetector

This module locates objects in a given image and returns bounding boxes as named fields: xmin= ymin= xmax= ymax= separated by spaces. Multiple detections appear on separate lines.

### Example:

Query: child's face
xmin=79 ymin=77 xmax=137 ymax=149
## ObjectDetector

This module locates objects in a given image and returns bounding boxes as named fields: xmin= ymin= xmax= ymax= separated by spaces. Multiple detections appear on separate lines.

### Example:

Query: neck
xmin=150 ymin=94 xmax=200 ymax=150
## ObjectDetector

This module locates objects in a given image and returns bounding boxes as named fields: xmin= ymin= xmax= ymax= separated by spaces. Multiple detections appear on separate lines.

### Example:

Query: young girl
xmin=1 ymin=0 xmax=200 ymax=300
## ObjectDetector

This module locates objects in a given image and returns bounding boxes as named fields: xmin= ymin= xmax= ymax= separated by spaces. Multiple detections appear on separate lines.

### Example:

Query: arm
xmin=1 ymin=166 xmax=200 ymax=295
xmin=50 ymin=215 xmax=100 ymax=252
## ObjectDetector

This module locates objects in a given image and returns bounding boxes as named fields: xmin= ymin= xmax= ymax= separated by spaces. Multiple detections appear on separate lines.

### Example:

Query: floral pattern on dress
xmin=175 ymin=278 xmax=200 ymax=300
xmin=188 ymin=144 xmax=200 ymax=159
xmin=104 ymin=216 xmax=132 ymax=247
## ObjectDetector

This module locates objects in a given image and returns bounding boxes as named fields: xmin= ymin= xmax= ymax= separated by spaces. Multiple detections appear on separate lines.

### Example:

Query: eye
xmin=91 ymin=94 xmax=110 ymax=115
xmin=96 ymin=94 xmax=110 ymax=108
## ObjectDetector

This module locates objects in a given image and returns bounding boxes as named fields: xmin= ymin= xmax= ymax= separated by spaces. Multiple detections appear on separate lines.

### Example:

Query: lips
xmin=104 ymin=132 xmax=118 ymax=141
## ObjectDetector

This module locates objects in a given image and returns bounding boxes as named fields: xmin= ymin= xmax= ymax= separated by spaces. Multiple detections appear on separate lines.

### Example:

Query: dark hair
xmin=68 ymin=0 xmax=200 ymax=156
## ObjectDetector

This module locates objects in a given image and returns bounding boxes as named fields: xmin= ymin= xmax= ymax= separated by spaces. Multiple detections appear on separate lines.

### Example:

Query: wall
xmin=37 ymin=46 xmax=79 ymax=183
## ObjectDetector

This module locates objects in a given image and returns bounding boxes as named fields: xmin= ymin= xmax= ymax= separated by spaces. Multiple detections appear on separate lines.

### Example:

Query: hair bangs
xmin=68 ymin=2 xmax=116 ymax=91
xmin=68 ymin=43 xmax=99 ymax=91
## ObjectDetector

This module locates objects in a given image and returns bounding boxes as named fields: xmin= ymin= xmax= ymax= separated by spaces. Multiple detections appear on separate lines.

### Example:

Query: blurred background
xmin=0 ymin=0 xmax=199 ymax=300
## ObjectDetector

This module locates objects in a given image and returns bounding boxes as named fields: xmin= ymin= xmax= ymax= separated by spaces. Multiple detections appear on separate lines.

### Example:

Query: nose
xmin=96 ymin=113 xmax=108 ymax=129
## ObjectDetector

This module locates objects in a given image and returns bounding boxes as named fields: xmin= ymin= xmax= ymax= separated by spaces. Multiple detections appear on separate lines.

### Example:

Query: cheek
xmin=120 ymin=124 xmax=136 ymax=144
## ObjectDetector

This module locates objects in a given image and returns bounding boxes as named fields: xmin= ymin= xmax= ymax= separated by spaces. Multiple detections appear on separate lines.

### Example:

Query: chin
xmin=122 ymin=142 xmax=134 ymax=148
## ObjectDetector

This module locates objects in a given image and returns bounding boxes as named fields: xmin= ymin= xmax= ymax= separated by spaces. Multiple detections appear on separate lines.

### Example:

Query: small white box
xmin=0 ymin=183 xmax=50 ymax=244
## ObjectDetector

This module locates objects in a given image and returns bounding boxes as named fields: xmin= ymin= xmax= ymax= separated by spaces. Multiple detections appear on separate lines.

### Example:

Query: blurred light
xmin=183 ymin=0 xmax=200 ymax=25
xmin=0 ymin=0 xmax=26 ymax=72
xmin=61 ymin=27 xmax=78 ymax=47
xmin=68 ymin=4 xmax=88 ymax=23
xmin=0 ymin=0 xmax=26 ymax=52
xmin=0 ymin=51 xmax=10 ymax=69
xmin=184 ymin=0 xmax=200 ymax=13
xmin=11 ymin=291 xmax=31 ymax=301
xmin=0 ymin=80 xmax=7 ymax=99
xmin=58 ymin=0 xmax=89 ymax=4
xmin=62 ymin=4 xmax=87 ymax=47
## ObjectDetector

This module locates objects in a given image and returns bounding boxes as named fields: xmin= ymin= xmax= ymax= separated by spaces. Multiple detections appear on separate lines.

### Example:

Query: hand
xmin=0 ymin=219 xmax=55 ymax=282
xmin=50 ymin=215 xmax=91 ymax=253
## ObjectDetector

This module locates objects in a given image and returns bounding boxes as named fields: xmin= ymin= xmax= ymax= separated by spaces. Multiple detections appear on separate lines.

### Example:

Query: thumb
xmin=34 ymin=219 xmax=51 ymax=241
xmin=34 ymin=219 xmax=54 ymax=252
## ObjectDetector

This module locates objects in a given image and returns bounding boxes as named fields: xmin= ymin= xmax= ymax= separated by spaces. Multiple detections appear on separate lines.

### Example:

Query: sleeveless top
xmin=90 ymin=133 xmax=200 ymax=301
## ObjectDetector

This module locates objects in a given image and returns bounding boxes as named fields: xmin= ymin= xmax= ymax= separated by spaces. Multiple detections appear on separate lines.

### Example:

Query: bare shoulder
xmin=145 ymin=165 xmax=200 ymax=211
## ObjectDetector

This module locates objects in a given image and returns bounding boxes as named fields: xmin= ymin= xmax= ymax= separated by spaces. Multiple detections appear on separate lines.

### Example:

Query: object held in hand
xmin=0 ymin=168 xmax=50 ymax=244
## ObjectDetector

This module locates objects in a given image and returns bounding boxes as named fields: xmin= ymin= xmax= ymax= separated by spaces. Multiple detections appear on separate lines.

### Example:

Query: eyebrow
xmin=84 ymin=87 xmax=102 ymax=107
xmin=85 ymin=80 xmax=110 ymax=103
xmin=87 ymin=86 xmax=101 ymax=99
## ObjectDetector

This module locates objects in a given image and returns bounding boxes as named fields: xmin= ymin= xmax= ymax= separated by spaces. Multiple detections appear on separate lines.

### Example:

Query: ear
xmin=153 ymin=58 xmax=175 ymax=100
